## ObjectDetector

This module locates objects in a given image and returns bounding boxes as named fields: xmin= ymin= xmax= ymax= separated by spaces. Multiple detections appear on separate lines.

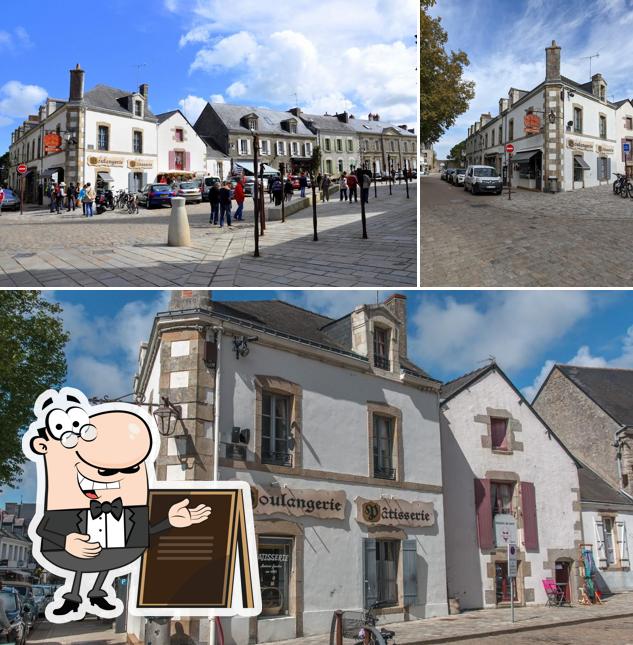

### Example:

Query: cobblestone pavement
xmin=421 ymin=173 xmax=633 ymax=287
xmin=27 ymin=616 xmax=123 ymax=644
xmin=0 ymin=182 xmax=416 ymax=288
xmin=267 ymin=592 xmax=633 ymax=645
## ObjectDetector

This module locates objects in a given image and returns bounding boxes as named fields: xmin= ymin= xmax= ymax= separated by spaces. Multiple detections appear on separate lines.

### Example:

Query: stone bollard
xmin=167 ymin=196 xmax=191 ymax=246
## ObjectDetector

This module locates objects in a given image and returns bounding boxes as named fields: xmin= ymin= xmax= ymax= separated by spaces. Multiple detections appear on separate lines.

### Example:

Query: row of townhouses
xmin=6 ymin=65 xmax=416 ymax=204
xmin=0 ymin=504 xmax=37 ymax=585
xmin=461 ymin=41 xmax=633 ymax=192
xmin=118 ymin=291 xmax=632 ymax=645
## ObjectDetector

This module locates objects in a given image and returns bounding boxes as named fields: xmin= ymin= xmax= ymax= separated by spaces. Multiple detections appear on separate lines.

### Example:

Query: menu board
xmin=136 ymin=489 xmax=256 ymax=610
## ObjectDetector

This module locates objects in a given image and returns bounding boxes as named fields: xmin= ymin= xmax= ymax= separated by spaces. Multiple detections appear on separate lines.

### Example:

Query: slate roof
xmin=156 ymin=110 xmax=179 ymax=123
xmin=578 ymin=462 xmax=633 ymax=506
xmin=556 ymin=365 xmax=633 ymax=426
xmin=84 ymin=84 xmax=158 ymax=121
xmin=208 ymin=103 xmax=314 ymax=136
xmin=208 ymin=300 xmax=434 ymax=380
xmin=613 ymin=99 xmax=633 ymax=109
xmin=300 ymin=113 xmax=356 ymax=134
xmin=440 ymin=364 xmax=493 ymax=401
xmin=347 ymin=118 xmax=416 ymax=137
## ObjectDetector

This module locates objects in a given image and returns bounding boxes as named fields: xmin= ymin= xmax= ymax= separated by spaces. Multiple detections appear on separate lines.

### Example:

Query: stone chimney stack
xmin=499 ymin=98 xmax=508 ymax=114
xmin=69 ymin=64 xmax=85 ymax=102
xmin=384 ymin=293 xmax=408 ymax=357
xmin=139 ymin=83 xmax=149 ymax=101
xmin=545 ymin=40 xmax=561 ymax=82
xmin=591 ymin=73 xmax=606 ymax=102
xmin=169 ymin=290 xmax=212 ymax=311
xmin=336 ymin=111 xmax=349 ymax=123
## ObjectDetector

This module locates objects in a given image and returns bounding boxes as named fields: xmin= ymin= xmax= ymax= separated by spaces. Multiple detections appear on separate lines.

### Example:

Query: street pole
xmin=311 ymin=172 xmax=318 ymax=241
xmin=20 ymin=173 xmax=24 ymax=215
xmin=510 ymin=577 xmax=515 ymax=623
xmin=388 ymin=155 xmax=392 ymax=195
xmin=252 ymin=130 xmax=260 ymax=257
xmin=280 ymin=162 xmax=286 ymax=223
xmin=404 ymin=161 xmax=410 ymax=199
xmin=508 ymin=153 xmax=512 ymax=201
xmin=360 ymin=169 xmax=368 ymax=239
xmin=259 ymin=163 xmax=266 ymax=235
xmin=372 ymin=162 xmax=378 ymax=198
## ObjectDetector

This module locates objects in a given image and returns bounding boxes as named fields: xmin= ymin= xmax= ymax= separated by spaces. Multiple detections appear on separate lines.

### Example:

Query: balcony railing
xmin=374 ymin=355 xmax=390 ymax=370
xmin=373 ymin=463 xmax=396 ymax=480
xmin=262 ymin=450 xmax=293 ymax=467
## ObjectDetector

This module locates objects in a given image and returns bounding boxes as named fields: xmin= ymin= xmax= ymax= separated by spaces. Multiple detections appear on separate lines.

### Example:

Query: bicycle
xmin=126 ymin=193 xmax=139 ymax=214
xmin=338 ymin=601 xmax=397 ymax=645
xmin=613 ymin=172 xmax=633 ymax=198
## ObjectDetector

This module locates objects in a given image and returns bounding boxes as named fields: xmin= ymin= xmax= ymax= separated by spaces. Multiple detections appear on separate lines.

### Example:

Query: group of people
xmin=47 ymin=182 xmax=97 ymax=216
xmin=207 ymin=179 xmax=246 ymax=227
xmin=316 ymin=169 xmax=372 ymax=204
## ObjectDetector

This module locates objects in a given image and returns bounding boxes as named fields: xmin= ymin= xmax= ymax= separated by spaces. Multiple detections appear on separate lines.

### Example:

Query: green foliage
xmin=449 ymin=141 xmax=466 ymax=160
xmin=420 ymin=0 xmax=475 ymax=145
xmin=0 ymin=151 xmax=9 ymax=186
xmin=0 ymin=292 xmax=69 ymax=489
xmin=309 ymin=145 xmax=322 ymax=177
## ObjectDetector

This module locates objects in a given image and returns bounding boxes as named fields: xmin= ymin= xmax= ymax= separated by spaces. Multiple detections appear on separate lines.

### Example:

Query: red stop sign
xmin=505 ymin=144 xmax=515 ymax=155
xmin=17 ymin=164 xmax=27 ymax=174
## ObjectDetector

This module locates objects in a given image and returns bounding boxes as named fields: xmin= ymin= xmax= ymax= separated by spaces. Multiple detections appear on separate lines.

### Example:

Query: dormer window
xmin=135 ymin=100 xmax=143 ymax=117
xmin=373 ymin=327 xmax=390 ymax=370
xmin=289 ymin=121 xmax=297 ymax=134
xmin=248 ymin=118 xmax=257 ymax=131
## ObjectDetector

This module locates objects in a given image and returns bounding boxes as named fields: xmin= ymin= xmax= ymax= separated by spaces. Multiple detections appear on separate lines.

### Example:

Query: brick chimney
xmin=336 ymin=111 xmax=349 ymax=123
xmin=169 ymin=290 xmax=212 ymax=311
xmin=499 ymin=98 xmax=508 ymax=114
xmin=288 ymin=107 xmax=302 ymax=117
xmin=591 ymin=73 xmax=606 ymax=102
xmin=69 ymin=64 xmax=85 ymax=102
xmin=139 ymin=83 xmax=149 ymax=101
xmin=384 ymin=293 xmax=407 ymax=357
xmin=545 ymin=40 xmax=561 ymax=82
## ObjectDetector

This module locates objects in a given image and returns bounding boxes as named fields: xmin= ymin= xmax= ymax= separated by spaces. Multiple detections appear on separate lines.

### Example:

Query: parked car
xmin=6 ymin=585 xmax=35 ymax=634
xmin=175 ymin=181 xmax=202 ymax=204
xmin=444 ymin=168 xmax=456 ymax=183
xmin=137 ymin=183 xmax=175 ymax=208
xmin=464 ymin=165 xmax=503 ymax=195
xmin=440 ymin=168 xmax=449 ymax=180
xmin=0 ymin=588 xmax=27 ymax=645
xmin=0 ymin=188 xmax=20 ymax=212
xmin=200 ymin=176 xmax=221 ymax=201
xmin=451 ymin=168 xmax=466 ymax=186
xmin=31 ymin=585 xmax=50 ymax=617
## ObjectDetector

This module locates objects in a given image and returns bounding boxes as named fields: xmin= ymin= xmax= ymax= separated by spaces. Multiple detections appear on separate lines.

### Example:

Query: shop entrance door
xmin=495 ymin=561 xmax=519 ymax=604
xmin=555 ymin=560 xmax=571 ymax=602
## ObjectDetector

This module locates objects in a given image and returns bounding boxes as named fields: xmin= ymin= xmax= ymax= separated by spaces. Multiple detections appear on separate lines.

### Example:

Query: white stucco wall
xmin=614 ymin=102 xmax=633 ymax=176
xmin=441 ymin=369 xmax=581 ymax=609
xmin=157 ymin=111 xmax=207 ymax=177
xmin=581 ymin=506 xmax=633 ymax=591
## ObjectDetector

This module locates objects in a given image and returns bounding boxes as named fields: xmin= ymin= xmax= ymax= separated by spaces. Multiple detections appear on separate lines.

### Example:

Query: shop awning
xmin=41 ymin=167 xmax=63 ymax=178
xmin=574 ymin=155 xmax=590 ymax=170
xmin=234 ymin=161 xmax=278 ymax=176
xmin=97 ymin=172 xmax=115 ymax=182
xmin=512 ymin=150 xmax=540 ymax=164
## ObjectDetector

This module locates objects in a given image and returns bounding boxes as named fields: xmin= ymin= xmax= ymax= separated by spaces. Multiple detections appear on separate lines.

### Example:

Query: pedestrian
xmin=268 ymin=175 xmax=275 ymax=203
xmin=271 ymin=176 xmax=283 ymax=206
xmin=347 ymin=171 xmax=358 ymax=203
xmin=361 ymin=170 xmax=371 ymax=204
xmin=56 ymin=182 xmax=66 ymax=213
xmin=79 ymin=184 xmax=87 ymax=215
xmin=219 ymin=181 xmax=232 ymax=227
xmin=299 ymin=171 xmax=308 ymax=198
xmin=0 ymin=185 xmax=4 ymax=216
xmin=233 ymin=178 xmax=245 ymax=221
xmin=339 ymin=172 xmax=348 ymax=201
xmin=321 ymin=174 xmax=331 ymax=202
xmin=284 ymin=177 xmax=293 ymax=203
xmin=209 ymin=181 xmax=221 ymax=224
xmin=67 ymin=183 xmax=77 ymax=212
xmin=83 ymin=182 xmax=96 ymax=217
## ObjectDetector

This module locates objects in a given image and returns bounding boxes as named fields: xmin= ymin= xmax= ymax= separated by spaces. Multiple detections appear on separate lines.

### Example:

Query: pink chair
xmin=542 ymin=578 xmax=565 ymax=607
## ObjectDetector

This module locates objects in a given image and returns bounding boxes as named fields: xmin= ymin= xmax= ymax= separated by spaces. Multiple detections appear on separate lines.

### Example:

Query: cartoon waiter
xmin=23 ymin=388 xmax=211 ymax=622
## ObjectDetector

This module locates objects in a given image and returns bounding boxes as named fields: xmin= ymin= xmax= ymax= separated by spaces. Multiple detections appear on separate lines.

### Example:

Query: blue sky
xmin=4 ymin=288 xmax=633 ymax=504
xmin=0 ymin=0 xmax=417 ymax=153
xmin=429 ymin=0 xmax=633 ymax=158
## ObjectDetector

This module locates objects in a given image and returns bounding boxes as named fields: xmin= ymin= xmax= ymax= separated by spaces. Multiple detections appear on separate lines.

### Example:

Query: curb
xmin=405 ymin=610 xmax=633 ymax=644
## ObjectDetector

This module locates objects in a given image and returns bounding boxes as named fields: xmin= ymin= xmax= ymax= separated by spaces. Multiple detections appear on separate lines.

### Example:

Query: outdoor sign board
xmin=524 ymin=113 xmax=541 ymax=135
xmin=252 ymin=486 xmax=346 ymax=520
xmin=624 ymin=143 xmax=631 ymax=153
xmin=508 ymin=542 xmax=518 ymax=578
xmin=505 ymin=143 xmax=515 ymax=155
xmin=17 ymin=164 xmax=27 ymax=174
xmin=43 ymin=133 xmax=63 ymax=155
xmin=494 ymin=514 xmax=517 ymax=546
xmin=355 ymin=497 xmax=435 ymax=528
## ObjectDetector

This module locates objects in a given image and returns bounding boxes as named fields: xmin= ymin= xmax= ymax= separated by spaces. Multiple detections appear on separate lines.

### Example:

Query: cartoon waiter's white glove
xmin=167 ymin=498 xmax=212 ymax=528
xmin=65 ymin=533 xmax=102 ymax=559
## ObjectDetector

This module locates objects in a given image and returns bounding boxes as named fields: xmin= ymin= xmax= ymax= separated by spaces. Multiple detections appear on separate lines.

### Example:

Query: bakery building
xmin=440 ymin=363 xmax=582 ymax=610
xmin=464 ymin=41 xmax=623 ymax=192
xmin=127 ymin=291 xmax=448 ymax=644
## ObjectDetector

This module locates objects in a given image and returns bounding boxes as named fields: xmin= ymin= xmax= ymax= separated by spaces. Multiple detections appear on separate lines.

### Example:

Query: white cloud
xmin=178 ymin=94 xmax=208 ymax=122
xmin=523 ymin=324 xmax=633 ymax=401
xmin=0 ymin=26 xmax=31 ymax=51
xmin=209 ymin=93 xmax=225 ymax=103
xmin=278 ymin=291 xmax=394 ymax=319
xmin=0 ymin=81 xmax=47 ymax=126
xmin=190 ymin=31 xmax=258 ymax=71
xmin=410 ymin=291 xmax=592 ymax=375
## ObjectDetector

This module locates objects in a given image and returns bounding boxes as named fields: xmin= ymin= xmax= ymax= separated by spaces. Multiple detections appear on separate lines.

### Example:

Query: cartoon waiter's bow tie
xmin=89 ymin=498 xmax=124 ymax=520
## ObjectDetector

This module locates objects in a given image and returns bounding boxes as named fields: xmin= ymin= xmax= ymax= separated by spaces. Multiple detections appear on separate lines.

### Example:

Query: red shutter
xmin=474 ymin=478 xmax=494 ymax=550
xmin=185 ymin=152 xmax=191 ymax=171
xmin=521 ymin=481 xmax=539 ymax=550
xmin=169 ymin=150 xmax=175 ymax=170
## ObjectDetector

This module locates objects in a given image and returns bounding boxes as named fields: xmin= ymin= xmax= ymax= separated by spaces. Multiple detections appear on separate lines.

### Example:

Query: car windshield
xmin=32 ymin=588 xmax=45 ymax=597
xmin=204 ymin=178 xmax=219 ymax=186
xmin=151 ymin=184 xmax=170 ymax=191
xmin=0 ymin=592 xmax=16 ymax=613
xmin=456 ymin=169 xmax=466 ymax=174
xmin=13 ymin=587 xmax=27 ymax=597
xmin=474 ymin=168 xmax=496 ymax=177
xmin=179 ymin=182 xmax=196 ymax=189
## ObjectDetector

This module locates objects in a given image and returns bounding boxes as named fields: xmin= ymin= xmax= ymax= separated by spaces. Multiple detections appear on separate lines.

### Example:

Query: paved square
xmin=0 ymin=182 xmax=416 ymax=287
xmin=421 ymin=174 xmax=633 ymax=287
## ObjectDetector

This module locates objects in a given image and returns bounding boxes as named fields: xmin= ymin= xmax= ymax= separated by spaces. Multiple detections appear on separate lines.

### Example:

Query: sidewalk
xmin=267 ymin=592 xmax=633 ymax=644
xmin=27 ymin=616 xmax=124 ymax=644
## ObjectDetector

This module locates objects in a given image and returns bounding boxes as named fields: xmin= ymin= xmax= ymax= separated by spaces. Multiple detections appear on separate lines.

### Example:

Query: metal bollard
xmin=335 ymin=609 xmax=343 ymax=645
xmin=167 ymin=196 xmax=191 ymax=246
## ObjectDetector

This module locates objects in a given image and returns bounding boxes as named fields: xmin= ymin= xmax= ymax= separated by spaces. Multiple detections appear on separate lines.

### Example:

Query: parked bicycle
xmin=613 ymin=172 xmax=633 ymax=198
xmin=337 ymin=601 xmax=397 ymax=645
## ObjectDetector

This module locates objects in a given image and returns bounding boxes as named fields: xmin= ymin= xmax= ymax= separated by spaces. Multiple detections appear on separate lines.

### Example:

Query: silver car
xmin=452 ymin=168 xmax=466 ymax=186
xmin=0 ymin=188 xmax=21 ymax=211
xmin=175 ymin=181 xmax=202 ymax=204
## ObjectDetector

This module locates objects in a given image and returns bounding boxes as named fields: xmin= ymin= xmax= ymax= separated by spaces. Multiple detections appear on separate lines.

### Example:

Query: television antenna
xmin=581 ymin=52 xmax=599 ymax=79
xmin=133 ymin=63 xmax=147 ymax=87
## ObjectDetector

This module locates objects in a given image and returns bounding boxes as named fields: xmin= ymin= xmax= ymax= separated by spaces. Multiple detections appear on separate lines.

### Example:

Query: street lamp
xmin=251 ymin=128 xmax=260 ymax=257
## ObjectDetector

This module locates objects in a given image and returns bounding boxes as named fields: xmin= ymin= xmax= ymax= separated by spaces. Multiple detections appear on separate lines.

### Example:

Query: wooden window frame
xmin=367 ymin=402 xmax=403 ymax=483
xmin=97 ymin=123 xmax=110 ymax=151
xmin=132 ymin=129 xmax=143 ymax=154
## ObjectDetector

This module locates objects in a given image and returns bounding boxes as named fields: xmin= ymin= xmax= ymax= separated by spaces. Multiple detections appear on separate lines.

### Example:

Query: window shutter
xmin=607 ymin=157 xmax=612 ymax=181
xmin=594 ymin=519 xmax=607 ymax=568
xmin=597 ymin=158 xmax=602 ymax=181
xmin=142 ymin=172 xmax=148 ymax=189
xmin=402 ymin=539 xmax=418 ymax=606
xmin=363 ymin=538 xmax=378 ymax=609
xmin=127 ymin=172 xmax=135 ymax=193
xmin=520 ymin=481 xmax=539 ymax=550
xmin=169 ymin=150 xmax=175 ymax=169
xmin=616 ymin=521 xmax=629 ymax=566
xmin=185 ymin=152 xmax=191 ymax=171
xmin=474 ymin=478 xmax=494 ymax=550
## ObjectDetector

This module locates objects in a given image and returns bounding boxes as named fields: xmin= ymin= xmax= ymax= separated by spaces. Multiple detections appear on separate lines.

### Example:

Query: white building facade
xmin=440 ymin=364 xmax=582 ymax=610
xmin=127 ymin=291 xmax=448 ymax=645
xmin=156 ymin=110 xmax=209 ymax=181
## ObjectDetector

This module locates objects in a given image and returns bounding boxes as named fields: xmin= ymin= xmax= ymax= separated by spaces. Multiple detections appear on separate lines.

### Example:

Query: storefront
xmin=511 ymin=150 xmax=543 ymax=191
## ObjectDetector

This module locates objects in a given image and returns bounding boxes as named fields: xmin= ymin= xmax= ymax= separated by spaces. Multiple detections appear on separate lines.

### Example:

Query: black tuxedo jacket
xmin=36 ymin=506 xmax=171 ymax=552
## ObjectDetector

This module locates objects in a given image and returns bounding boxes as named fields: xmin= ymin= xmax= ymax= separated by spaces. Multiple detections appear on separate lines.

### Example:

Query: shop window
xmin=373 ymin=414 xmax=395 ymax=480
xmin=175 ymin=128 xmax=184 ymax=142
xmin=599 ymin=115 xmax=607 ymax=139
xmin=495 ymin=562 xmax=518 ymax=604
xmin=373 ymin=327 xmax=390 ymax=370
xmin=491 ymin=481 xmax=514 ymax=517
xmin=98 ymin=125 xmax=109 ymax=151
xmin=262 ymin=392 xmax=292 ymax=466
xmin=133 ymin=131 xmax=143 ymax=154
xmin=375 ymin=540 xmax=399 ymax=604
xmin=508 ymin=119 xmax=514 ymax=141
xmin=574 ymin=107 xmax=583 ymax=134
xmin=573 ymin=157 xmax=584 ymax=182
xmin=258 ymin=536 xmax=292 ymax=617
xmin=491 ymin=417 xmax=509 ymax=450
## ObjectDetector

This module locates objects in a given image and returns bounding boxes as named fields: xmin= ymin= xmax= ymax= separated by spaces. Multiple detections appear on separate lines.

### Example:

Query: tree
xmin=420 ymin=0 xmax=475 ymax=145
xmin=449 ymin=141 xmax=466 ymax=161
xmin=0 ymin=151 xmax=9 ymax=187
xmin=0 ymin=292 xmax=69 ymax=489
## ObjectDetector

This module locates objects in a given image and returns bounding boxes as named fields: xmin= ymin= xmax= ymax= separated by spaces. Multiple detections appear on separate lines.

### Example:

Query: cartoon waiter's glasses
xmin=46 ymin=406 xmax=98 ymax=448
